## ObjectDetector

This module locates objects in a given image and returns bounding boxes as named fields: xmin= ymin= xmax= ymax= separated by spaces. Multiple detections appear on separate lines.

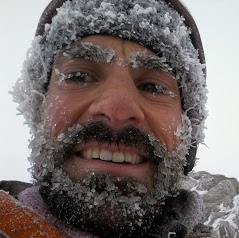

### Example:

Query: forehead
xmin=53 ymin=35 xmax=176 ymax=82
xmin=54 ymin=35 xmax=174 ymax=74
xmin=80 ymin=35 xmax=156 ymax=57
xmin=55 ymin=35 xmax=158 ymax=62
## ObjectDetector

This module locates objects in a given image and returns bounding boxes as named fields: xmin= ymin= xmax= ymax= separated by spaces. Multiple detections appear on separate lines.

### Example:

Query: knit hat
xmin=36 ymin=0 xmax=206 ymax=65
xmin=13 ymin=0 xmax=207 ymax=174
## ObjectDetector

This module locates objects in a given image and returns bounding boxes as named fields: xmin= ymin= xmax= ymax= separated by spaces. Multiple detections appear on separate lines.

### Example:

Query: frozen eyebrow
xmin=55 ymin=42 xmax=115 ymax=64
xmin=129 ymin=51 xmax=173 ymax=74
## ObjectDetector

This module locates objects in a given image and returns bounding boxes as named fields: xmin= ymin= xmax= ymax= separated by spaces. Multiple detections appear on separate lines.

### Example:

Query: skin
xmin=43 ymin=35 xmax=182 ymax=186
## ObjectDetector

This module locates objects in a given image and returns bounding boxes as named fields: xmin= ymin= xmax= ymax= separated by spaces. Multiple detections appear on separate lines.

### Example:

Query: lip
xmin=66 ymin=155 xmax=152 ymax=181
xmin=72 ymin=142 xmax=148 ymax=158
xmin=63 ymin=142 xmax=153 ymax=182
xmin=71 ymin=142 xmax=149 ymax=166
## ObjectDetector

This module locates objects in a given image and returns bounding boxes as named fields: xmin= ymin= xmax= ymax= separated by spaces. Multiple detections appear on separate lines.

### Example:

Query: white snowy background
xmin=0 ymin=0 xmax=238 ymax=182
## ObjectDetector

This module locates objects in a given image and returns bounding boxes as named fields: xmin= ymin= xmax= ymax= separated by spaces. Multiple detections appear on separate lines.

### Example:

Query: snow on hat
xmin=13 ymin=0 xmax=207 ymax=174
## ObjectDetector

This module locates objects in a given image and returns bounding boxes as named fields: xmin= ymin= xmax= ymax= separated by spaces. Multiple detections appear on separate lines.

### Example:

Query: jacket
xmin=0 ymin=180 xmax=212 ymax=238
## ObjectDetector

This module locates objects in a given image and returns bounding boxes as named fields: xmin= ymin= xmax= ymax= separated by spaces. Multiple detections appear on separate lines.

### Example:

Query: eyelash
xmin=57 ymin=71 xmax=176 ymax=97
xmin=137 ymin=82 xmax=176 ymax=97
xmin=58 ymin=71 xmax=94 ymax=84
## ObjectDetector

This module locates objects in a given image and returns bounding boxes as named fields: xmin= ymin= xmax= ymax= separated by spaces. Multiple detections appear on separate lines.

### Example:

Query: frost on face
xmin=129 ymin=51 xmax=173 ymax=73
xmin=12 ymin=0 xmax=207 ymax=235
xmin=25 ymin=120 xmax=202 ymax=236
xmin=175 ymin=113 xmax=193 ymax=159
xmin=56 ymin=41 xmax=115 ymax=64
xmin=55 ymin=70 xmax=89 ymax=85
xmin=12 ymin=0 xmax=207 ymax=149
xmin=15 ymin=1 xmax=205 ymax=160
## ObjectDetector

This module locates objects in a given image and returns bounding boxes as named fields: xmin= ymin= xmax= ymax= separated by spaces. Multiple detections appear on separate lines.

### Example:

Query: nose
xmin=88 ymin=73 xmax=144 ymax=129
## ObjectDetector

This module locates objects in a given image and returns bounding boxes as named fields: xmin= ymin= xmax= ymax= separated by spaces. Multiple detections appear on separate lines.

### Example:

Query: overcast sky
xmin=0 ymin=0 xmax=238 ymax=182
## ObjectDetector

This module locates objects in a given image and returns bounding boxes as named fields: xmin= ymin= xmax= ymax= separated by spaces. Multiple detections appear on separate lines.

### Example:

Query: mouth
xmin=73 ymin=147 xmax=146 ymax=165
xmin=65 ymin=143 xmax=153 ymax=184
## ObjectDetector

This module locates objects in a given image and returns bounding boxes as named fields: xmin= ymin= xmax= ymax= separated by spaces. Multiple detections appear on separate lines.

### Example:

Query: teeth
xmin=125 ymin=152 xmax=132 ymax=162
xmin=82 ymin=151 xmax=87 ymax=159
xmin=86 ymin=149 xmax=92 ymax=160
xmin=92 ymin=148 xmax=100 ymax=159
xmin=112 ymin=152 xmax=124 ymax=163
xmin=131 ymin=153 xmax=137 ymax=164
xmin=77 ymin=148 xmax=143 ymax=164
xmin=100 ymin=149 xmax=112 ymax=161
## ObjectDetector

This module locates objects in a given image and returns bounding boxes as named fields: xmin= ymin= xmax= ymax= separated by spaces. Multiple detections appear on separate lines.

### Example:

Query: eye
xmin=59 ymin=71 xmax=94 ymax=83
xmin=138 ymin=82 xmax=176 ymax=97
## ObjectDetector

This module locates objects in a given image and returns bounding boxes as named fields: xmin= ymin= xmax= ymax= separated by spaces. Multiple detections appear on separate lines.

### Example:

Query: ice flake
xmin=58 ymin=42 xmax=115 ymax=63
xmin=155 ymin=84 xmax=176 ymax=97
xmin=136 ymin=183 xmax=147 ymax=194
xmin=99 ymin=2 xmax=114 ymax=11
xmin=139 ymin=20 xmax=150 ymax=29
xmin=105 ymin=176 xmax=116 ymax=191
xmin=104 ymin=11 xmax=116 ymax=19
xmin=129 ymin=51 xmax=173 ymax=73
xmin=164 ymin=12 xmax=172 ymax=24
xmin=163 ymin=27 xmax=170 ymax=36
xmin=116 ymin=57 xmax=127 ymax=67
xmin=134 ymin=203 xmax=140 ymax=210
xmin=132 ymin=4 xmax=156 ymax=15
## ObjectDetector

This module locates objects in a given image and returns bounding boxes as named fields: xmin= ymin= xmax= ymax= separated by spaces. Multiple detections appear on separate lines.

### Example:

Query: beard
xmin=29 ymin=121 xmax=187 ymax=237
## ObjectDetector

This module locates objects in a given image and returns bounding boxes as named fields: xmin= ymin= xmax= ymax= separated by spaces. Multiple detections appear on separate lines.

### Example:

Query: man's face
xmin=44 ymin=35 xmax=182 ymax=184
xmin=39 ymin=35 xmax=184 ymax=236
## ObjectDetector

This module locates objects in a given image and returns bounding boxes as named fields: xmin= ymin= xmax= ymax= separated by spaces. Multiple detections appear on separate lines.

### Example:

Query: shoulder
xmin=0 ymin=180 xmax=32 ymax=198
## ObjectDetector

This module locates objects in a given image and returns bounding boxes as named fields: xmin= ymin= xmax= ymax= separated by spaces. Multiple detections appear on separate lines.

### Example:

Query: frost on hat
xmin=12 ymin=0 xmax=208 ymax=174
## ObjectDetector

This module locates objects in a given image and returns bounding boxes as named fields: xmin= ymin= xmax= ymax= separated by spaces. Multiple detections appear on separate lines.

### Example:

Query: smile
xmin=74 ymin=148 xmax=144 ymax=165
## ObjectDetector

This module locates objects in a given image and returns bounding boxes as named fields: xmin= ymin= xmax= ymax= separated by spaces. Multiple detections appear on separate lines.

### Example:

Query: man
xmin=0 ymin=0 xmax=210 ymax=237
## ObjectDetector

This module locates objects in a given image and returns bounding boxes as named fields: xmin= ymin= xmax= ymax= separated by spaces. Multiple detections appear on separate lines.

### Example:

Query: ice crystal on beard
xmin=148 ymin=133 xmax=166 ymax=158
xmin=175 ymin=113 xmax=193 ymax=159
xmin=57 ymin=124 xmax=84 ymax=143
xmin=136 ymin=183 xmax=147 ymax=194
xmin=105 ymin=176 xmax=116 ymax=192
xmin=28 ymin=121 xmax=198 ymax=235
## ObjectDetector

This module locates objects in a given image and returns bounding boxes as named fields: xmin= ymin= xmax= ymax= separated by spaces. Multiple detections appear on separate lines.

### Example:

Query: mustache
xmin=52 ymin=121 xmax=166 ymax=165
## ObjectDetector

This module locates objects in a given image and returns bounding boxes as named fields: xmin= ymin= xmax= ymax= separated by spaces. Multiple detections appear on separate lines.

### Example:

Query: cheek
xmin=42 ymin=93 xmax=85 ymax=137
xmin=145 ymin=106 xmax=182 ymax=152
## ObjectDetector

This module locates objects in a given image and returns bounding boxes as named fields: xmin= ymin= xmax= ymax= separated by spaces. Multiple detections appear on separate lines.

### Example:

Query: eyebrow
xmin=54 ymin=42 xmax=115 ymax=64
xmin=129 ymin=51 xmax=173 ymax=74
xmin=54 ymin=42 xmax=174 ymax=75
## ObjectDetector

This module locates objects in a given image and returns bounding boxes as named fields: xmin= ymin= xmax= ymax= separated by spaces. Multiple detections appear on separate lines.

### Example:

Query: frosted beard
xmin=29 ymin=120 xmax=191 ymax=237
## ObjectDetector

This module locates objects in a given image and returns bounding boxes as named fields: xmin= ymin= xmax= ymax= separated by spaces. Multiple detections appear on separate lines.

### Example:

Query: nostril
xmin=128 ymin=116 xmax=136 ymax=121
xmin=97 ymin=113 xmax=111 ymax=121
